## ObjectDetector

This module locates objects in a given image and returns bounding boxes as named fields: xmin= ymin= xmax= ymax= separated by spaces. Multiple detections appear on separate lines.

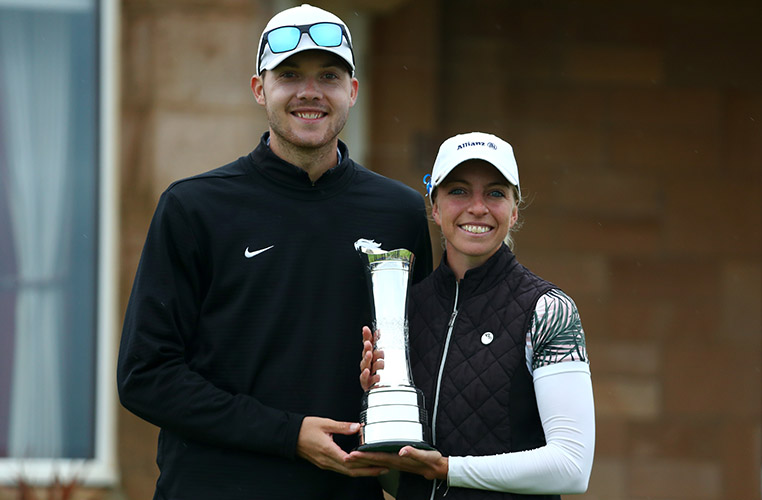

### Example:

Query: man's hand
xmin=359 ymin=326 xmax=384 ymax=392
xmin=346 ymin=446 xmax=448 ymax=481
xmin=296 ymin=416 xmax=388 ymax=477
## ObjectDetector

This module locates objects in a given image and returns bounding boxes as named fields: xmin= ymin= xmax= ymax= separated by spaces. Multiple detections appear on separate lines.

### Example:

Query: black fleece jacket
xmin=117 ymin=134 xmax=432 ymax=499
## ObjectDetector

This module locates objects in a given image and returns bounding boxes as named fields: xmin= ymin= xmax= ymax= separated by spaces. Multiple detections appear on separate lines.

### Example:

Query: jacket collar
xmin=247 ymin=132 xmax=354 ymax=194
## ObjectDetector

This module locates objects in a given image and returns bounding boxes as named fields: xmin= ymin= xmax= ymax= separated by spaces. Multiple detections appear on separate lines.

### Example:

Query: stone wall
xmin=367 ymin=1 xmax=761 ymax=499
xmin=119 ymin=1 xmax=267 ymax=497
xmin=118 ymin=0 xmax=761 ymax=498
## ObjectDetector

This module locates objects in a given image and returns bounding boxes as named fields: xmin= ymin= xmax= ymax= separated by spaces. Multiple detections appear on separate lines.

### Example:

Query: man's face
xmin=251 ymin=50 xmax=358 ymax=158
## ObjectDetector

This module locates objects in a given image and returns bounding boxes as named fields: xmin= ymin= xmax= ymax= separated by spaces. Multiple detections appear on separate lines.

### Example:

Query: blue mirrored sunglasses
xmin=259 ymin=22 xmax=353 ymax=72
xmin=268 ymin=22 xmax=346 ymax=53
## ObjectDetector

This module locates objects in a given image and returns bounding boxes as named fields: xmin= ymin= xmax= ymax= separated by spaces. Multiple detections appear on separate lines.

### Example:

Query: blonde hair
xmin=504 ymin=184 xmax=523 ymax=251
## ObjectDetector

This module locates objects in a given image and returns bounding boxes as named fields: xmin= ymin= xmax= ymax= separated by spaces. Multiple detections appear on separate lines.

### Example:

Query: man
xmin=117 ymin=4 xmax=432 ymax=499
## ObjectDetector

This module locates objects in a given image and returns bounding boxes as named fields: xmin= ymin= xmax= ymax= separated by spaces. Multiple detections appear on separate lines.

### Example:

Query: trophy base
xmin=358 ymin=386 xmax=433 ymax=452
xmin=356 ymin=440 xmax=435 ymax=453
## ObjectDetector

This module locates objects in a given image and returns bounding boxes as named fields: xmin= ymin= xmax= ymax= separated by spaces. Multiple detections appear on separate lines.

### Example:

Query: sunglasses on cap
xmin=259 ymin=22 xmax=352 ymax=64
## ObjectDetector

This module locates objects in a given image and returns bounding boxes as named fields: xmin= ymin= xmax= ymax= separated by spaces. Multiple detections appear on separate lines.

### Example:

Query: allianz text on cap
xmin=256 ymin=4 xmax=355 ymax=76
xmin=428 ymin=132 xmax=520 ymax=197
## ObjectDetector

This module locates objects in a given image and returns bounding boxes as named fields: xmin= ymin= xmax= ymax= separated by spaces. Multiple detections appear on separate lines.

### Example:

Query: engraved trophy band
xmin=355 ymin=239 xmax=433 ymax=452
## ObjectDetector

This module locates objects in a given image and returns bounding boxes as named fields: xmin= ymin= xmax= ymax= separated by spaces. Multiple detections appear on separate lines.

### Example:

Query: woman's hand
xmin=346 ymin=446 xmax=449 ymax=481
xmin=359 ymin=326 xmax=384 ymax=391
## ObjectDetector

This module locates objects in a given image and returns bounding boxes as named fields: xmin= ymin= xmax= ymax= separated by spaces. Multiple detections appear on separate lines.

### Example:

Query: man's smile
xmin=293 ymin=111 xmax=326 ymax=119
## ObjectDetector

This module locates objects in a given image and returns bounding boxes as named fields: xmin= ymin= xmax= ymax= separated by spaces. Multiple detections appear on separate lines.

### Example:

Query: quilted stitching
xmin=401 ymin=247 xmax=561 ymax=499
xmin=408 ymin=246 xmax=554 ymax=456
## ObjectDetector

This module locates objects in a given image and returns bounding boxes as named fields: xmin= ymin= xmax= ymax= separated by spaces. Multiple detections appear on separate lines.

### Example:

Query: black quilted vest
xmin=398 ymin=244 xmax=560 ymax=500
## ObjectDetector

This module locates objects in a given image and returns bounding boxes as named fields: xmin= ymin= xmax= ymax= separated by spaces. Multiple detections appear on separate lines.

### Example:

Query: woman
xmin=348 ymin=132 xmax=595 ymax=499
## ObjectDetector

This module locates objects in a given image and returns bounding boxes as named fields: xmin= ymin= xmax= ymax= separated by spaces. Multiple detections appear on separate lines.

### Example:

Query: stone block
xmin=556 ymin=216 xmax=662 ymax=256
xmin=153 ymin=12 xmax=260 ymax=108
xmin=628 ymin=419 xmax=720 ymax=460
xmin=604 ymin=298 xmax=673 ymax=341
xmin=609 ymin=88 xmax=723 ymax=129
xmin=721 ymin=260 xmax=762 ymax=343
xmin=117 ymin=408 xmax=160 ymax=500
xmin=668 ymin=39 xmax=762 ymax=90
xmin=663 ymin=342 xmax=760 ymax=417
xmin=152 ymin=109 xmax=263 ymax=198
xmin=594 ymin=377 xmax=659 ymax=419
xmin=584 ymin=458 xmax=626 ymax=500
xmin=514 ymin=212 xmax=561 ymax=252
xmin=507 ymin=124 xmax=606 ymax=172
xmin=592 ymin=340 xmax=659 ymax=376
xmin=121 ymin=11 xmax=158 ymax=105
xmin=664 ymin=179 xmax=762 ymax=258
xmin=502 ymin=88 xmax=608 ymax=127
xmin=609 ymin=126 xmax=719 ymax=177
xmin=555 ymin=172 xmax=663 ymax=217
xmin=517 ymin=252 xmax=609 ymax=297
xmin=724 ymin=93 xmax=762 ymax=179
xmin=609 ymin=257 xmax=719 ymax=303
xmin=593 ymin=417 xmax=628 ymax=456
xmin=119 ymin=108 xmax=156 ymax=195
xmin=564 ymin=45 xmax=665 ymax=84
xmin=664 ymin=302 xmax=721 ymax=343
xmin=720 ymin=420 xmax=762 ymax=500
xmin=629 ymin=458 xmax=722 ymax=499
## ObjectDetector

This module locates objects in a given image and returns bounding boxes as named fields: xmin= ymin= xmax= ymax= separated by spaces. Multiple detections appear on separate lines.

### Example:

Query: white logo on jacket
xmin=244 ymin=245 xmax=274 ymax=259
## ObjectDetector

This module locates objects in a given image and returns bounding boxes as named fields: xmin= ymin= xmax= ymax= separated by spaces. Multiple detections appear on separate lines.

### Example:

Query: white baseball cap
xmin=426 ymin=132 xmax=520 ymax=197
xmin=256 ymin=4 xmax=355 ymax=76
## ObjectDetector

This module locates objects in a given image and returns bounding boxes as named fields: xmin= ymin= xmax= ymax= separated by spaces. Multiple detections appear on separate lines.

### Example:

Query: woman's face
xmin=432 ymin=160 xmax=518 ymax=276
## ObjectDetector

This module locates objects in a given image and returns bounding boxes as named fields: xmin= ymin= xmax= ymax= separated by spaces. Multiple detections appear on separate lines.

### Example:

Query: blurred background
xmin=0 ymin=0 xmax=759 ymax=499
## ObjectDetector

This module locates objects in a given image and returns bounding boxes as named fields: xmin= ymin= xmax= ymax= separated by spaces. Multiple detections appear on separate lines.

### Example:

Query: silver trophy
xmin=354 ymin=239 xmax=433 ymax=452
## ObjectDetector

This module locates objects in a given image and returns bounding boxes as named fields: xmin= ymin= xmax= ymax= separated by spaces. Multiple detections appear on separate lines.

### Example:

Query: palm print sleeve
xmin=526 ymin=289 xmax=588 ymax=371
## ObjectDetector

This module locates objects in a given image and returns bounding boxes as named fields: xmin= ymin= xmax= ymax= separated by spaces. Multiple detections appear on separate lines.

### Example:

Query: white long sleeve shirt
xmin=447 ymin=290 xmax=595 ymax=494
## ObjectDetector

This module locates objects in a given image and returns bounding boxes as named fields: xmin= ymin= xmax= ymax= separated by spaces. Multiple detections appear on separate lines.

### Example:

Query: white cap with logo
xmin=256 ymin=4 xmax=354 ymax=76
xmin=427 ymin=132 xmax=520 ymax=197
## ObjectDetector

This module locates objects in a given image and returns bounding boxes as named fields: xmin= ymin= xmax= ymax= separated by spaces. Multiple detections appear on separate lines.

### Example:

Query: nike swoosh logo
xmin=244 ymin=245 xmax=274 ymax=259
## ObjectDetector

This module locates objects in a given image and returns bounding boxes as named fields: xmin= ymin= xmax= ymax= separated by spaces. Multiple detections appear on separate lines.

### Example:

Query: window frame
xmin=0 ymin=0 xmax=119 ymax=486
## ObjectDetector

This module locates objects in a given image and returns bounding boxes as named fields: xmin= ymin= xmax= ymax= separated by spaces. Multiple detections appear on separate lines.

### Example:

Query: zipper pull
xmin=447 ymin=281 xmax=459 ymax=328
xmin=447 ymin=310 xmax=457 ymax=329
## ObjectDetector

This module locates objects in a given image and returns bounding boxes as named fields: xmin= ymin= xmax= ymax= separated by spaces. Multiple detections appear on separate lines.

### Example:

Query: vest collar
xmin=435 ymin=244 xmax=518 ymax=301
